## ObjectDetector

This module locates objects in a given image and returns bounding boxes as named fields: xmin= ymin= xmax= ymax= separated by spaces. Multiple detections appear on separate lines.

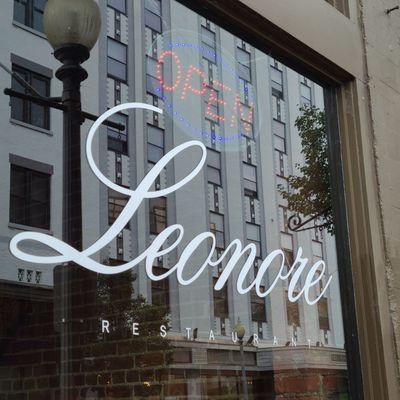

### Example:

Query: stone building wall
xmin=360 ymin=0 xmax=400 ymax=378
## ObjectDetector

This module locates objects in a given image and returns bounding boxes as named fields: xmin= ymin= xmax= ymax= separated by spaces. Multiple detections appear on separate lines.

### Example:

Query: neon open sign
xmin=155 ymin=42 xmax=255 ymax=142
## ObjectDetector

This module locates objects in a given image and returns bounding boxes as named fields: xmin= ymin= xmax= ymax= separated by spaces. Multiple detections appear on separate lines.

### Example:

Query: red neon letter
xmin=230 ymin=94 xmax=254 ymax=135
xmin=180 ymin=65 xmax=207 ymax=100
xmin=157 ymin=50 xmax=182 ymax=92
xmin=205 ymin=80 xmax=232 ymax=123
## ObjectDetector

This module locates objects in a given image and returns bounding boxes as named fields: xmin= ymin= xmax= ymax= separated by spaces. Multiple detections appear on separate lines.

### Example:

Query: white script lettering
xmin=9 ymin=102 xmax=332 ymax=305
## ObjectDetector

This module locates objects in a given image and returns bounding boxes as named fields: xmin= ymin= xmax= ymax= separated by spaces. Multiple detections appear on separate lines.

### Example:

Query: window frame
xmin=147 ymin=124 xmax=165 ymax=163
xmin=107 ymin=0 xmax=127 ymax=14
xmin=10 ymin=163 xmax=51 ymax=230
xmin=209 ymin=212 xmax=225 ymax=250
xmin=14 ymin=0 xmax=46 ymax=33
xmin=107 ymin=37 xmax=128 ymax=83
xmin=251 ymin=289 xmax=266 ymax=322
xmin=243 ymin=162 xmax=258 ymax=197
xmin=11 ymin=64 xmax=50 ymax=130
xmin=108 ymin=188 xmax=130 ymax=229
xmin=213 ymin=277 xmax=229 ymax=319
xmin=107 ymin=112 xmax=128 ymax=155
xmin=151 ymin=266 xmax=170 ymax=314
xmin=149 ymin=197 xmax=167 ymax=235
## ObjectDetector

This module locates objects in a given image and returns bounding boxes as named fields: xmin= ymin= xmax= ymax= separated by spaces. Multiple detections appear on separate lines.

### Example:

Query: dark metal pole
xmin=54 ymin=44 xmax=90 ymax=249
xmin=53 ymin=44 xmax=90 ymax=399
xmin=239 ymin=340 xmax=249 ymax=400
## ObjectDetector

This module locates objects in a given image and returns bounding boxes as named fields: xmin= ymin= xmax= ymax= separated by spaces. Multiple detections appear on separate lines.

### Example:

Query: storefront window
xmin=0 ymin=1 xmax=355 ymax=399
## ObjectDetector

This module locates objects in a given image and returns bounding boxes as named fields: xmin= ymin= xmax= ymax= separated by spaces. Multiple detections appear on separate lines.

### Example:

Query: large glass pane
xmin=0 ymin=1 xmax=355 ymax=400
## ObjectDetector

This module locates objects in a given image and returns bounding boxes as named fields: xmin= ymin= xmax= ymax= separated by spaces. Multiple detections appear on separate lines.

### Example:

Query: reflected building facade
xmin=0 ymin=0 xmax=349 ymax=398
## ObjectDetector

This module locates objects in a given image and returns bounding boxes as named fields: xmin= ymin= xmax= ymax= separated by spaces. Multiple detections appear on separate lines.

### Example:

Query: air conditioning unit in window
xmin=117 ymin=172 xmax=122 ymax=178
xmin=118 ymin=248 xmax=123 ymax=255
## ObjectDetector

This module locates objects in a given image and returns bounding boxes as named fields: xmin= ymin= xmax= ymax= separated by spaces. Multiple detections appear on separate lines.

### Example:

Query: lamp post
xmin=44 ymin=0 xmax=101 ymax=250
xmin=235 ymin=319 xmax=249 ymax=400
xmin=43 ymin=1 xmax=101 ymax=398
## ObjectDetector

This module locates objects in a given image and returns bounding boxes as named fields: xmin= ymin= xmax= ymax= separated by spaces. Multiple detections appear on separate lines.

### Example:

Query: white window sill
xmin=12 ymin=21 xmax=47 ymax=40
xmin=8 ymin=222 xmax=53 ymax=236
xmin=10 ymin=119 xmax=53 ymax=136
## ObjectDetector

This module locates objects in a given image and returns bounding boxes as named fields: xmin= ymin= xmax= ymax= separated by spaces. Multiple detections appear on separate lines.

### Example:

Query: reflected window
xmin=286 ymin=291 xmax=301 ymax=327
xmin=237 ymin=47 xmax=251 ymax=82
xmin=107 ymin=0 xmax=126 ymax=14
xmin=146 ymin=56 xmax=163 ymax=97
xmin=107 ymin=37 xmax=127 ymax=82
xmin=147 ymin=124 xmax=164 ymax=163
xmin=10 ymin=164 xmax=50 ymax=230
xmin=207 ymin=149 xmax=221 ymax=186
xmin=152 ymin=266 xmax=170 ymax=313
xmin=251 ymin=289 xmax=266 ymax=322
xmin=145 ymin=0 xmax=162 ymax=33
xmin=213 ymin=277 xmax=229 ymax=319
xmin=14 ymin=0 xmax=46 ymax=32
xmin=246 ymin=223 xmax=261 ymax=257
xmin=243 ymin=163 xmax=257 ymax=197
xmin=318 ymin=297 xmax=330 ymax=331
xmin=107 ymin=112 xmax=128 ymax=155
xmin=108 ymin=188 xmax=129 ymax=227
xmin=300 ymin=76 xmax=312 ymax=106
xmin=201 ymin=26 xmax=216 ymax=64
xmin=149 ymin=197 xmax=167 ymax=235
xmin=11 ymin=64 xmax=50 ymax=129
xmin=210 ymin=212 xmax=225 ymax=250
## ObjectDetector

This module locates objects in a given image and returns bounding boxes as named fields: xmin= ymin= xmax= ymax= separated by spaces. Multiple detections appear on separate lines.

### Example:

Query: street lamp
xmin=44 ymin=1 xmax=101 ymax=398
xmin=44 ymin=0 xmax=101 ymax=250
xmin=235 ymin=319 xmax=249 ymax=400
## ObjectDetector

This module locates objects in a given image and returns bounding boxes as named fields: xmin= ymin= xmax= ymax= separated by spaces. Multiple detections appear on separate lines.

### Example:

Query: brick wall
xmin=0 ymin=272 xmax=348 ymax=399
xmin=274 ymin=368 xmax=348 ymax=399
